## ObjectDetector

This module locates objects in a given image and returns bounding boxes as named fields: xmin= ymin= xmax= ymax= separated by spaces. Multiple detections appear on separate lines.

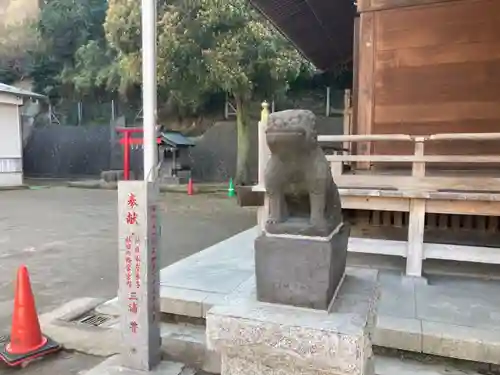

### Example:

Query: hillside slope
xmin=189 ymin=115 xmax=344 ymax=183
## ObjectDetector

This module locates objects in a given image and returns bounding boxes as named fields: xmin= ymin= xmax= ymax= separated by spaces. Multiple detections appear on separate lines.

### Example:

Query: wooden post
xmin=257 ymin=101 xmax=270 ymax=233
xmin=351 ymin=17 xmax=360 ymax=143
xmin=356 ymin=13 xmax=375 ymax=170
xmin=406 ymin=138 xmax=426 ymax=278
xmin=342 ymin=89 xmax=352 ymax=153
xmin=331 ymin=150 xmax=343 ymax=176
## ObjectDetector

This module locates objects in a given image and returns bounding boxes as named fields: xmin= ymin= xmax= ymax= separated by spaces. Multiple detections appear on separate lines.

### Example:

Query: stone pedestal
xmin=255 ymin=223 xmax=349 ymax=310
xmin=207 ymin=268 xmax=379 ymax=375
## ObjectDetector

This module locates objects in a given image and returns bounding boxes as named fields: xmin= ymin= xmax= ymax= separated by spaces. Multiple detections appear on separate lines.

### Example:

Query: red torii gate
xmin=116 ymin=127 xmax=162 ymax=180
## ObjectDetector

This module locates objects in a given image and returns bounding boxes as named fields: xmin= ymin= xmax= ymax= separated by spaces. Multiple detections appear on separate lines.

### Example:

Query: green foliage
xmin=0 ymin=0 xmax=322 ymax=183
xmin=0 ymin=20 xmax=38 ymax=84
xmin=104 ymin=0 xmax=312 ymax=108
xmin=104 ymin=0 xmax=312 ymax=183
xmin=29 ymin=0 xmax=108 ymax=99
xmin=60 ymin=40 xmax=119 ymax=97
xmin=38 ymin=0 xmax=107 ymax=63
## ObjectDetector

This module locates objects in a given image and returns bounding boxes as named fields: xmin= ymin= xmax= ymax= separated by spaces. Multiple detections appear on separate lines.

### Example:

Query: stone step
xmin=160 ymin=320 xmax=483 ymax=375
xmin=158 ymin=277 xmax=500 ymax=366
xmin=81 ymin=356 xmax=196 ymax=375
xmin=43 ymin=298 xmax=485 ymax=375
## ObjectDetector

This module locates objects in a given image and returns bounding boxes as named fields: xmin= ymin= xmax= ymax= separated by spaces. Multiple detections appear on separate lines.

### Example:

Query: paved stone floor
xmin=0 ymin=186 xmax=256 ymax=374
xmin=157 ymin=227 xmax=500 ymax=366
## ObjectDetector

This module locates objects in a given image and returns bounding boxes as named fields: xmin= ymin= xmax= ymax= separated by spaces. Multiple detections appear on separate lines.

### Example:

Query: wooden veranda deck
xmin=252 ymin=127 xmax=500 ymax=279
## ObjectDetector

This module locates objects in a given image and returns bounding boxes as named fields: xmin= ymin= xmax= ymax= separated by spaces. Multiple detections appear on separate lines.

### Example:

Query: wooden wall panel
xmin=356 ymin=12 xmax=376 ymax=169
xmin=369 ymin=0 xmax=500 ymax=159
xmin=351 ymin=17 xmax=360 ymax=138
xmin=376 ymin=61 xmax=500 ymax=106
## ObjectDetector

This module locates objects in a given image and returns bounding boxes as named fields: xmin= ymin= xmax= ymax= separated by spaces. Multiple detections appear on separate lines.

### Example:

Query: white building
xmin=0 ymin=83 xmax=46 ymax=187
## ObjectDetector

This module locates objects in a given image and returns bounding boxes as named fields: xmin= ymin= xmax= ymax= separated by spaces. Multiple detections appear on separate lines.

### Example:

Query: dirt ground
xmin=0 ymin=186 xmax=256 ymax=374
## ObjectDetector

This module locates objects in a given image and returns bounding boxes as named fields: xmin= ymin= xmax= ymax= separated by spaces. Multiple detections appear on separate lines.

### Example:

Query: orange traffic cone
xmin=0 ymin=266 xmax=60 ymax=367
xmin=187 ymin=177 xmax=194 ymax=196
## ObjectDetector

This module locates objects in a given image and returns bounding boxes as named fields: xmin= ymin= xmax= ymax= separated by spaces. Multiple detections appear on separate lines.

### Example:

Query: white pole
xmin=142 ymin=0 xmax=157 ymax=182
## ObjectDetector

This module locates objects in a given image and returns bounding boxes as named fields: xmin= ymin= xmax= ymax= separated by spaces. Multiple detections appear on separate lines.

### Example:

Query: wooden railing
xmin=317 ymin=132 xmax=500 ymax=277
xmin=254 ymin=100 xmax=500 ymax=277
xmin=319 ymin=133 xmax=500 ymax=193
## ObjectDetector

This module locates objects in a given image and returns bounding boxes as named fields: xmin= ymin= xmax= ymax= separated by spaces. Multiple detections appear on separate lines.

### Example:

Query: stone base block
xmin=82 ymin=355 xmax=192 ymax=375
xmin=207 ymin=268 xmax=379 ymax=375
xmin=255 ymin=223 xmax=349 ymax=310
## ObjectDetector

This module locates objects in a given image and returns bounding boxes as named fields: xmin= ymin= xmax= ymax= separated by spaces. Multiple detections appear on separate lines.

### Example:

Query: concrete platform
xmin=157 ymin=227 xmax=500 ymax=365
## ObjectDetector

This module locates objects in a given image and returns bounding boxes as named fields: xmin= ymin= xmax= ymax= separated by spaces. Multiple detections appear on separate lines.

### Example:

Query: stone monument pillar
xmin=207 ymin=110 xmax=379 ymax=375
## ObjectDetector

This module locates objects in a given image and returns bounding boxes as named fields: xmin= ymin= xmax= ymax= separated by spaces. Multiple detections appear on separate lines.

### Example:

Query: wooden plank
xmin=341 ymin=196 xmax=410 ymax=211
xmin=257 ymin=185 xmax=500 ymax=201
xmin=382 ymin=211 xmax=392 ymax=226
xmin=427 ymin=213 xmax=438 ymax=228
xmin=379 ymin=21 xmax=500 ymax=52
xmin=237 ymin=186 xmax=264 ymax=207
xmin=426 ymin=200 xmax=500 ymax=216
xmin=371 ymin=211 xmax=381 ymax=226
xmin=371 ymin=124 xmax=500 ymax=158
xmin=343 ymin=196 xmax=500 ymax=216
xmin=429 ymin=133 xmax=500 ymax=141
xmin=327 ymin=155 xmax=500 ymax=163
xmin=487 ymin=217 xmax=498 ymax=233
xmin=438 ymin=214 xmax=448 ymax=230
xmin=331 ymin=151 xmax=343 ymax=176
xmin=376 ymin=42 xmax=500 ymax=69
xmin=394 ymin=212 xmax=404 ymax=227
xmin=348 ymin=236 xmax=407 ymax=256
xmin=347 ymin=236 xmax=500 ymax=264
xmin=252 ymin=184 xmax=266 ymax=192
xmin=375 ymin=102 xmax=500 ymax=124
xmin=375 ymin=60 xmax=500 ymax=106
xmin=373 ymin=124 xmax=500 ymax=139
xmin=450 ymin=215 xmax=461 ymax=231
xmin=476 ymin=216 xmax=487 ymax=231
xmin=356 ymin=12 xmax=376 ymax=169
xmin=358 ymin=0 xmax=461 ymax=12
xmin=319 ymin=134 xmax=413 ymax=142
xmin=343 ymin=89 xmax=352 ymax=152
xmin=376 ymin=0 xmax=500 ymax=51
xmin=335 ymin=175 xmax=500 ymax=192
xmin=424 ymin=242 xmax=500 ymax=264
xmin=463 ymin=215 xmax=474 ymax=230
xmin=406 ymin=198 xmax=426 ymax=277
xmin=351 ymin=17 xmax=360 ymax=142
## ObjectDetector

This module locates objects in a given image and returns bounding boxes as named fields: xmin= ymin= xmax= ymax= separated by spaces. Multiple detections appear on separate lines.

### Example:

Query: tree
xmin=31 ymin=0 xmax=109 ymax=98
xmin=0 ymin=16 xmax=37 ymax=84
xmin=105 ymin=0 xmax=312 ymax=184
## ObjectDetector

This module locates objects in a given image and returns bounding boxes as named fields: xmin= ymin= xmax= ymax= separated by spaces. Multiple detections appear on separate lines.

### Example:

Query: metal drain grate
xmin=0 ymin=335 xmax=7 ymax=343
xmin=77 ymin=312 xmax=112 ymax=327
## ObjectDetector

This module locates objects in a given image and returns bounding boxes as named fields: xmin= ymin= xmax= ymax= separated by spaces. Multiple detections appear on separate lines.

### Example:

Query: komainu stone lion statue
xmin=264 ymin=109 xmax=343 ymax=236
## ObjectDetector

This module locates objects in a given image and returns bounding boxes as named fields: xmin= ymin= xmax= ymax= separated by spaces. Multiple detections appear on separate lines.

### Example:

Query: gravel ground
xmin=0 ymin=186 xmax=256 ymax=374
